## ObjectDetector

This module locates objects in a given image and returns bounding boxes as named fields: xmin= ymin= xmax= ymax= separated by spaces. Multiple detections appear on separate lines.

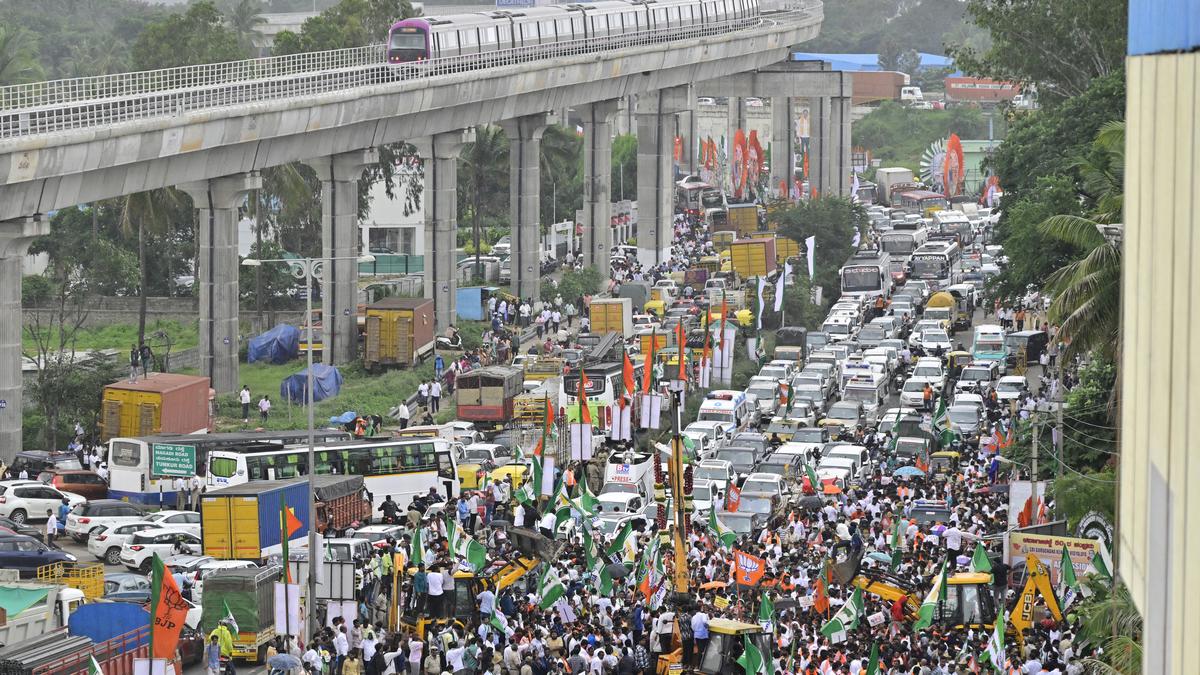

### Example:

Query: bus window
xmin=210 ymin=456 xmax=238 ymax=479
xmin=111 ymin=442 xmax=141 ymax=467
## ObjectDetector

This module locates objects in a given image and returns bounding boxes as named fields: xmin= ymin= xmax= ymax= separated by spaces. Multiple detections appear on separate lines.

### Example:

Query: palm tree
xmin=226 ymin=0 xmax=267 ymax=55
xmin=1076 ymin=576 xmax=1143 ymax=674
xmin=120 ymin=189 xmax=186 ymax=346
xmin=458 ymin=126 xmax=510 ymax=277
xmin=1038 ymin=121 xmax=1124 ymax=363
xmin=0 ymin=25 xmax=44 ymax=86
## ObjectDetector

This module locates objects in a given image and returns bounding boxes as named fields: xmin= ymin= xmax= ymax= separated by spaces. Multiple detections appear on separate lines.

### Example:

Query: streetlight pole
xmin=242 ymin=253 xmax=373 ymax=641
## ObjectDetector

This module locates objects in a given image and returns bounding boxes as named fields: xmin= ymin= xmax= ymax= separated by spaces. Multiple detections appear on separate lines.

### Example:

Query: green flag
xmin=1090 ymin=550 xmax=1112 ymax=582
xmin=489 ymin=608 xmax=513 ymax=635
xmin=757 ymin=591 xmax=775 ymax=633
xmin=445 ymin=515 xmax=488 ymax=570
xmin=805 ymin=463 xmax=822 ymax=493
xmin=865 ymin=642 xmax=880 ymax=675
xmin=1058 ymin=545 xmax=1080 ymax=609
xmin=889 ymin=516 xmax=906 ymax=572
xmin=606 ymin=521 xmax=634 ymax=556
xmin=222 ymin=598 xmax=239 ymax=634
xmin=819 ymin=587 xmax=864 ymax=638
xmin=538 ymin=565 xmax=566 ymax=609
xmin=986 ymin=609 xmax=1006 ymax=672
xmin=409 ymin=527 xmax=424 ymax=568
xmin=579 ymin=471 xmax=599 ymax=515
xmin=913 ymin=560 xmax=948 ymax=631
xmin=735 ymin=634 xmax=769 ymax=675
xmin=582 ymin=527 xmax=598 ymax=570
xmin=931 ymin=398 xmax=957 ymax=448
xmin=707 ymin=508 xmax=737 ymax=549
xmin=87 ymin=656 xmax=104 ymax=675
xmin=970 ymin=542 xmax=992 ymax=574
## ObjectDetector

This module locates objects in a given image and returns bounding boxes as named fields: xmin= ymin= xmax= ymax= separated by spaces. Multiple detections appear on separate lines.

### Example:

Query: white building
xmin=363 ymin=180 xmax=426 ymax=256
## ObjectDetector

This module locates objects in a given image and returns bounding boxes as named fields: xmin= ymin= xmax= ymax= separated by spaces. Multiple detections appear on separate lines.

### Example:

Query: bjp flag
xmin=733 ymin=550 xmax=767 ymax=586
xmin=150 ymin=553 xmax=190 ymax=659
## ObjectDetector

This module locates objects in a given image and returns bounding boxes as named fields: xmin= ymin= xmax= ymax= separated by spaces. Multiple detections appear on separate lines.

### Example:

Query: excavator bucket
xmin=505 ymin=523 xmax=566 ymax=561
xmin=829 ymin=541 xmax=864 ymax=586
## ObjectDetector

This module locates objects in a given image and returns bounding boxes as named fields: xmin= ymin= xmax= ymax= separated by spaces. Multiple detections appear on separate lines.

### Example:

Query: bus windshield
xmin=842 ymin=266 xmax=882 ymax=292
xmin=880 ymin=235 xmax=916 ymax=255
xmin=910 ymin=255 xmax=947 ymax=278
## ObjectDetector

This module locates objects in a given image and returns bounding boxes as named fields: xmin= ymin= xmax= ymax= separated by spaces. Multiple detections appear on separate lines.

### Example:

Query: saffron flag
xmin=149 ymin=553 xmax=189 ymax=659
xmin=733 ymin=550 xmax=767 ymax=586
xmin=725 ymin=484 xmax=742 ymax=512
xmin=643 ymin=331 xmax=657 ymax=393
xmin=280 ymin=497 xmax=292 ymax=583
xmin=578 ymin=369 xmax=593 ymax=426
xmin=623 ymin=352 xmax=636 ymax=396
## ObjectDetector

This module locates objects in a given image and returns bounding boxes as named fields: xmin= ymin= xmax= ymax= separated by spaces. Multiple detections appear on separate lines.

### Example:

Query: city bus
xmin=971 ymin=324 xmax=1010 ymax=372
xmin=909 ymin=240 xmax=962 ymax=290
xmin=560 ymin=361 xmax=643 ymax=426
xmin=205 ymin=437 xmax=461 ymax=508
xmin=107 ymin=431 xmax=351 ymax=506
xmin=839 ymin=249 xmax=893 ymax=299
xmin=878 ymin=229 xmax=928 ymax=284
xmin=896 ymin=190 xmax=950 ymax=217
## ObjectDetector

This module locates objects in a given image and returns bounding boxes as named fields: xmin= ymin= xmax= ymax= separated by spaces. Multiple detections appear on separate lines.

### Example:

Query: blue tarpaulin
xmin=69 ymin=603 xmax=151 ymax=647
xmin=330 ymin=411 xmax=358 ymax=425
xmin=281 ymin=364 xmax=343 ymax=404
xmin=247 ymin=324 xmax=301 ymax=364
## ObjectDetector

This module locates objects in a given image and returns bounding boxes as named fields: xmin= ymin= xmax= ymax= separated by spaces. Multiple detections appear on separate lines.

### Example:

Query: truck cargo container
xmin=727 ymin=204 xmax=761 ymax=238
xmin=201 ymin=479 xmax=311 ymax=561
xmin=455 ymin=286 xmax=512 ymax=321
xmin=729 ymin=238 xmax=778 ymax=278
xmin=311 ymin=475 xmax=372 ymax=535
xmin=614 ymin=282 xmax=649 ymax=312
xmin=455 ymin=366 xmax=524 ymax=425
xmin=874 ymin=167 xmax=916 ymax=207
xmin=99 ymin=374 xmax=212 ymax=442
xmin=200 ymin=566 xmax=280 ymax=662
xmin=943 ymin=76 xmax=1019 ymax=106
xmin=589 ymin=298 xmax=634 ymax=338
xmin=771 ymin=236 xmax=800 ymax=264
xmin=364 ymin=298 xmax=435 ymax=371
xmin=849 ymin=70 xmax=907 ymax=104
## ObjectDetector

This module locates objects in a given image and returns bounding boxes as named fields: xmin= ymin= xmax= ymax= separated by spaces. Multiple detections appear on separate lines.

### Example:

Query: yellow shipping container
xmin=729 ymin=238 xmax=778 ymax=278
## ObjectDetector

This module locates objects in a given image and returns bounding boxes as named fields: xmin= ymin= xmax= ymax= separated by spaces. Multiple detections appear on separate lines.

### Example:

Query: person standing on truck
xmin=129 ymin=344 xmax=141 ymax=382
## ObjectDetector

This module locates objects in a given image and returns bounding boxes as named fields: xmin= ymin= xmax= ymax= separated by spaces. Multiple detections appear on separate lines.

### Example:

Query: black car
xmin=0 ymin=533 xmax=77 ymax=577
xmin=9 ymin=451 xmax=82 ymax=477
xmin=0 ymin=516 xmax=43 ymax=542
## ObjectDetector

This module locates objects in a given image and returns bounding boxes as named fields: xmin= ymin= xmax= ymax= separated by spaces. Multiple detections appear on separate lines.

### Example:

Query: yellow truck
xmin=729 ymin=238 xmax=779 ymax=278
xmin=727 ymin=203 xmax=761 ymax=237
xmin=590 ymin=297 xmax=634 ymax=337
xmin=774 ymin=235 xmax=800 ymax=264
xmin=364 ymin=298 xmax=436 ymax=371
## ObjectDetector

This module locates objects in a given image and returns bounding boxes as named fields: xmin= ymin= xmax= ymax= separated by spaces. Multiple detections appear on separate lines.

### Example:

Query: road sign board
xmin=151 ymin=443 xmax=196 ymax=477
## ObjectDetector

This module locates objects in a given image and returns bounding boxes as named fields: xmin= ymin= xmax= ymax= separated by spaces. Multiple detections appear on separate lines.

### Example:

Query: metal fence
xmin=0 ymin=8 xmax=820 ymax=140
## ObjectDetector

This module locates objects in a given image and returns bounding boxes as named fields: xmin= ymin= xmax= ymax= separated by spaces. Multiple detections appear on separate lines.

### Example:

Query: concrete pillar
xmin=179 ymin=174 xmax=260 ymax=393
xmin=770 ymin=97 xmax=793 ymax=199
xmin=830 ymin=95 xmax=852 ymax=196
xmin=413 ymin=130 xmax=474 ymax=332
xmin=580 ymin=100 xmax=619 ymax=273
xmin=636 ymin=86 xmax=690 ymax=268
xmin=305 ymin=149 xmax=377 ymax=365
xmin=0 ymin=217 xmax=49 ymax=459
xmin=500 ymin=114 xmax=552 ymax=303
xmin=808 ymin=96 xmax=830 ymax=197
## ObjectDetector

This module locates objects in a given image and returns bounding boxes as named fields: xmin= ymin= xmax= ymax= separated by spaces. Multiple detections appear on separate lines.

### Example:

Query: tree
xmin=540 ymin=126 xmax=584 ymax=226
xmin=852 ymin=101 xmax=990 ymax=170
xmin=1076 ymin=577 xmax=1143 ymax=675
xmin=457 ymin=126 xmax=510 ymax=275
xmin=1039 ymin=122 xmax=1123 ymax=363
xmin=239 ymin=240 xmax=299 ymax=308
xmin=272 ymin=0 xmax=416 ymax=54
xmin=120 ymin=189 xmax=188 ymax=347
xmin=226 ymin=0 xmax=267 ymax=54
xmin=612 ymin=135 xmax=638 ymax=202
xmin=987 ymin=176 xmax=1084 ymax=300
xmin=29 ymin=205 xmax=141 ymax=297
xmin=0 ymin=25 xmax=44 ymax=85
xmin=774 ymin=197 xmax=868 ymax=309
xmin=131 ymin=0 xmax=247 ymax=70
xmin=948 ymin=0 xmax=1127 ymax=101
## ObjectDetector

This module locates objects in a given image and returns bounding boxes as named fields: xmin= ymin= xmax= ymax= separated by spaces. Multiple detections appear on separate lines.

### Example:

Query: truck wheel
xmin=105 ymin=547 xmax=121 ymax=565
xmin=9 ymin=509 xmax=26 ymax=524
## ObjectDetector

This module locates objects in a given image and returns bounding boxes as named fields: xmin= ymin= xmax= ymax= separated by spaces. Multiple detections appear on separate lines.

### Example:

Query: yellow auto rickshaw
xmin=945 ymin=351 xmax=972 ymax=378
xmin=643 ymin=299 xmax=666 ymax=317
xmin=929 ymin=450 xmax=961 ymax=478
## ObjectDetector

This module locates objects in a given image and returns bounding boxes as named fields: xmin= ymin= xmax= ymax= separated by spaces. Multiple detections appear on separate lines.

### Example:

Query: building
xmin=1119 ymin=0 xmax=1200 ymax=673
xmin=363 ymin=178 xmax=425 ymax=257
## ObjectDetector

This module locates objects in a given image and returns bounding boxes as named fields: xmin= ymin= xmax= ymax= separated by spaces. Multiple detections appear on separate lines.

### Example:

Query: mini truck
xmin=0 ymin=581 xmax=86 ymax=646
xmin=200 ymin=565 xmax=281 ymax=662
xmin=201 ymin=478 xmax=312 ymax=562
xmin=364 ymin=298 xmax=436 ymax=371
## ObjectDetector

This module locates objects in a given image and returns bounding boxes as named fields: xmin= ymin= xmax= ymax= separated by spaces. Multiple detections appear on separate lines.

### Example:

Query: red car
xmin=38 ymin=470 xmax=108 ymax=501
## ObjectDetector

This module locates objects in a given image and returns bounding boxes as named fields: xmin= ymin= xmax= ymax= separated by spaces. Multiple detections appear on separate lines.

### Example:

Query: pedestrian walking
xmin=259 ymin=395 xmax=272 ymax=423
xmin=430 ymin=380 xmax=442 ymax=414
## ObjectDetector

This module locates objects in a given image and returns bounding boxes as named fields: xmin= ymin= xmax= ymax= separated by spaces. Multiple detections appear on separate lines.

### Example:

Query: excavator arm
xmin=1010 ymin=553 xmax=1063 ymax=639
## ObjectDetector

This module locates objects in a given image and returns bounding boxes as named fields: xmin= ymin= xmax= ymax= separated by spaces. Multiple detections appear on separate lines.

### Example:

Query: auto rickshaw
xmin=644 ymin=299 xmax=667 ymax=317
xmin=929 ymin=450 xmax=961 ymax=479
xmin=945 ymin=350 xmax=972 ymax=379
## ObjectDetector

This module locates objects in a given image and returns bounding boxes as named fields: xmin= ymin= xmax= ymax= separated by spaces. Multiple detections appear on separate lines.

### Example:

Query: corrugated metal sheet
xmin=1120 ymin=50 xmax=1199 ymax=674
xmin=1128 ymin=0 xmax=1200 ymax=54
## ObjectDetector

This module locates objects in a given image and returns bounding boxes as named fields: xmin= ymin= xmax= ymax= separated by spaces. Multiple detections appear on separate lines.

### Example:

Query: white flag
xmin=805 ymin=236 xmax=816 ymax=278
xmin=570 ymin=423 xmax=593 ymax=461
xmin=756 ymin=277 xmax=766 ymax=330
xmin=850 ymin=173 xmax=861 ymax=202
xmin=774 ymin=262 xmax=791 ymax=313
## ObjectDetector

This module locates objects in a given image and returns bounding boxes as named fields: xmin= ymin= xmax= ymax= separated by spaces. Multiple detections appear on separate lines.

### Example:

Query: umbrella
xmin=893 ymin=466 xmax=926 ymax=478
xmin=605 ymin=562 xmax=632 ymax=579
xmin=865 ymin=551 xmax=892 ymax=565
xmin=796 ymin=495 xmax=824 ymax=510
xmin=822 ymin=484 xmax=842 ymax=495
xmin=267 ymin=654 xmax=303 ymax=671
xmin=700 ymin=581 xmax=727 ymax=590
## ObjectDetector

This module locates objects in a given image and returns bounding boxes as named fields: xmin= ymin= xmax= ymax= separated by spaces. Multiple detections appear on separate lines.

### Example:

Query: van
xmin=842 ymin=375 xmax=888 ymax=424
xmin=818 ymin=456 xmax=863 ymax=483
xmin=699 ymin=391 xmax=753 ymax=429
xmin=323 ymin=537 xmax=373 ymax=563
xmin=826 ymin=444 xmax=870 ymax=470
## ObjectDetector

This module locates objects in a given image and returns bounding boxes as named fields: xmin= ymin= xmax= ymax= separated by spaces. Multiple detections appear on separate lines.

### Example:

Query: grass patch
xmin=213 ymin=359 xmax=436 ymax=431
xmin=23 ymin=319 xmax=199 ymax=352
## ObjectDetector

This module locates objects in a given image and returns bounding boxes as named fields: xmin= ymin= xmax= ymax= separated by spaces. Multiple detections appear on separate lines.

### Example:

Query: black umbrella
xmin=797 ymin=495 xmax=824 ymax=510
xmin=605 ymin=562 xmax=632 ymax=579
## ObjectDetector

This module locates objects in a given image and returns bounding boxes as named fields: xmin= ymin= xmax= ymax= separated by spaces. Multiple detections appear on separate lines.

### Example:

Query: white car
xmin=350 ymin=524 xmax=406 ymax=547
xmin=914 ymin=328 xmax=953 ymax=352
xmin=191 ymin=560 xmax=258 ymax=604
xmin=120 ymin=529 xmax=202 ymax=574
xmin=0 ymin=481 xmax=86 ymax=524
xmin=683 ymin=421 xmax=736 ymax=450
xmin=690 ymin=479 xmax=725 ymax=518
xmin=900 ymin=377 xmax=938 ymax=408
xmin=65 ymin=499 xmax=151 ymax=542
xmin=995 ymin=375 xmax=1028 ymax=401
xmin=741 ymin=472 xmax=792 ymax=500
xmin=143 ymin=510 xmax=202 ymax=537
xmin=911 ymin=359 xmax=946 ymax=391
xmin=87 ymin=520 xmax=164 ymax=565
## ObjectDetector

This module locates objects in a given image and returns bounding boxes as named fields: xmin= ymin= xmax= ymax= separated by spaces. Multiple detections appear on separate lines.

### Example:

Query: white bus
xmin=108 ymin=431 xmax=351 ymax=507
xmin=909 ymin=240 xmax=962 ymax=289
xmin=206 ymin=437 xmax=461 ymax=508
xmin=879 ymin=230 xmax=928 ymax=284
xmin=560 ymin=361 xmax=643 ymax=426
xmin=839 ymin=250 xmax=893 ymax=299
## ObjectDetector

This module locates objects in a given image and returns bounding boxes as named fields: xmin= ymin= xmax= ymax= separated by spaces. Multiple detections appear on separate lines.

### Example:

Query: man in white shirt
xmin=395 ymin=402 xmax=410 ymax=430
xmin=430 ymin=380 xmax=442 ymax=414
xmin=173 ymin=476 xmax=188 ymax=510
xmin=446 ymin=641 xmax=467 ymax=675
xmin=45 ymin=510 xmax=59 ymax=547
xmin=334 ymin=625 xmax=350 ymax=673
xmin=407 ymin=637 xmax=424 ymax=675
xmin=427 ymin=567 xmax=445 ymax=618
xmin=478 ymin=588 xmax=495 ymax=619
xmin=944 ymin=524 xmax=963 ymax=553
xmin=239 ymin=386 xmax=252 ymax=422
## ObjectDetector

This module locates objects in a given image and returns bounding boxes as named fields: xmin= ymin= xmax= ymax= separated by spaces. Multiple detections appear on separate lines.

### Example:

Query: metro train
xmin=386 ymin=0 xmax=761 ymax=65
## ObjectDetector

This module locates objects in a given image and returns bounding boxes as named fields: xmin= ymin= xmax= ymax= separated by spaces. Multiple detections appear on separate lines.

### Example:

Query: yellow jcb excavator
xmin=829 ymin=542 xmax=1062 ymax=644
